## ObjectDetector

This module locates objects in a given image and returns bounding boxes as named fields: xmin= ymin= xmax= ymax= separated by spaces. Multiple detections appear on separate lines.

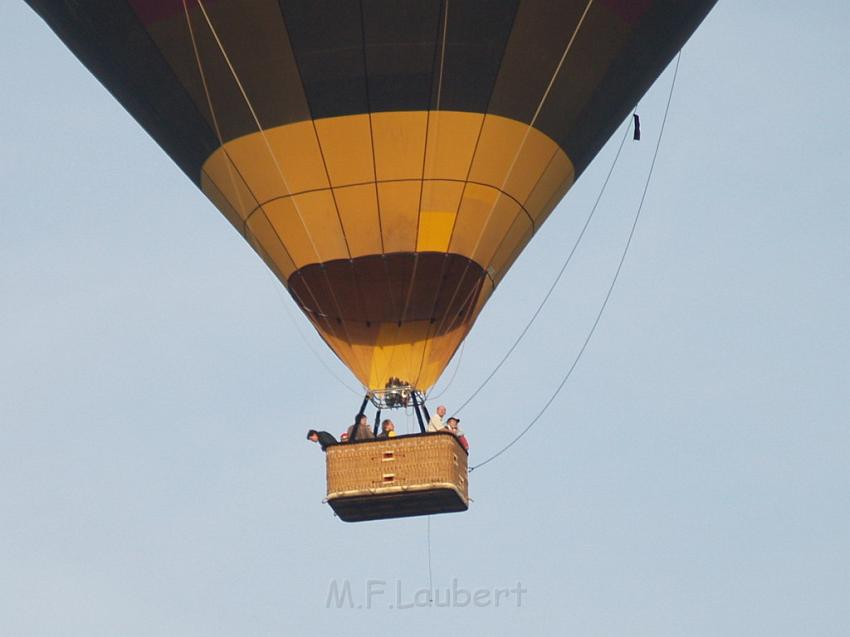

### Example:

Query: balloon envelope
xmin=26 ymin=0 xmax=716 ymax=391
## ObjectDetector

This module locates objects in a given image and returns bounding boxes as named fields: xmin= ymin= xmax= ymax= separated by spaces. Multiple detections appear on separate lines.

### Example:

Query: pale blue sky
xmin=2 ymin=2 xmax=848 ymax=636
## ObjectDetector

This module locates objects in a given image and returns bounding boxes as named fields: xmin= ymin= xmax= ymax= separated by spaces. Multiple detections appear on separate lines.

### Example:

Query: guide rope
xmin=469 ymin=51 xmax=683 ymax=472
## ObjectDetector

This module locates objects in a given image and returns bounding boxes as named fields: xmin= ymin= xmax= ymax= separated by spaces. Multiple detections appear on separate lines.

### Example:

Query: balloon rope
xmin=185 ymin=1 xmax=363 ymax=392
xmin=194 ymin=2 xmax=318 ymax=258
xmin=434 ymin=0 xmax=450 ymax=111
xmin=408 ymin=0 xmax=454 ymax=388
xmin=185 ymin=1 xmax=360 ymax=394
xmin=465 ymin=0 xmax=596 ymax=263
xmin=264 ymin=270 xmax=363 ymax=397
xmin=194 ymin=0 xmax=373 ymax=384
xmin=426 ymin=516 xmax=434 ymax=604
xmin=470 ymin=51 xmax=683 ymax=472
xmin=430 ymin=0 xmax=595 ymax=356
xmin=416 ymin=268 xmax=481 ymax=392
xmin=426 ymin=340 xmax=466 ymax=401
xmin=454 ymin=117 xmax=632 ymax=415
xmin=182 ymin=0 xmax=253 ymax=234
xmin=389 ymin=1 xmax=453 ymax=390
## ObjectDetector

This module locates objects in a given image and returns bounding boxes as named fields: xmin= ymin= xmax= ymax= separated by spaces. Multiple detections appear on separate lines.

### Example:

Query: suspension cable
xmin=263 ymin=269 xmax=363 ymax=396
xmin=426 ymin=515 xmax=434 ymax=604
xmin=426 ymin=340 xmax=467 ymax=401
xmin=453 ymin=116 xmax=632 ymax=415
xmin=470 ymin=51 xmax=683 ymax=472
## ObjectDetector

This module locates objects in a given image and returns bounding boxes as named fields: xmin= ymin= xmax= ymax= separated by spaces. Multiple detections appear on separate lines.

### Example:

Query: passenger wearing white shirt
xmin=427 ymin=404 xmax=447 ymax=432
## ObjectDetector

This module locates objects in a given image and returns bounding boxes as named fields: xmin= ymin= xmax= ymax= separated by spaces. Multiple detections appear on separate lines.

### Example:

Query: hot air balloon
xmin=25 ymin=0 xmax=716 ymax=521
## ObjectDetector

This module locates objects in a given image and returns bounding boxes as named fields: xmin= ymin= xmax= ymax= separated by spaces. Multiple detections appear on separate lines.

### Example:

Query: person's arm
xmin=319 ymin=431 xmax=338 ymax=449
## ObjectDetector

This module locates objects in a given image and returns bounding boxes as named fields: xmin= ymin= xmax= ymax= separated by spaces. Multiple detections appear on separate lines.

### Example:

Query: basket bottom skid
xmin=328 ymin=487 xmax=468 ymax=522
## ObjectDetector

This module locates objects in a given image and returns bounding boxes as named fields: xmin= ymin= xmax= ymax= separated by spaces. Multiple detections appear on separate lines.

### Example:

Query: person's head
xmin=340 ymin=432 xmax=349 ymax=442
xmin=306 ymin=429 xmax=319 ymax=442
xmin=446 ymin=417 xmax=459 ymax=430
xmin=381 ymin=419 xmax=394 ymax=433
xmin=436 ymin=405 xmax=447 ymax=417
xmin=354 ymin=413 xmax=367 ymax=426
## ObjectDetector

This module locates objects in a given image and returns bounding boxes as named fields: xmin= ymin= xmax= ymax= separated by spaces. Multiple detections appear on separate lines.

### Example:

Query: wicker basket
xmin=325 ymin=432 xmax=469 ymax=522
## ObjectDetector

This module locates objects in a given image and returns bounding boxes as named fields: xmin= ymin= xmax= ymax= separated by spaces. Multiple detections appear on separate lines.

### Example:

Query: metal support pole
xmin=412 ymin=394 xmax=426 ymax=433
xmin=373 ymin=409 xmax=382 ymax=437
xmin=349 ymin=394 xmax=370 ymax=442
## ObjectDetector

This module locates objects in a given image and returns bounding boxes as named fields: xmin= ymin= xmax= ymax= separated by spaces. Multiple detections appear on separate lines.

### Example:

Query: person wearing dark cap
xmin=345 ymin=413 xmax=375 ymax=442
xmin=446 ymin=417 xmax=469 ymax=451
xmin=307 ymin=429 xmax=337 ymax=451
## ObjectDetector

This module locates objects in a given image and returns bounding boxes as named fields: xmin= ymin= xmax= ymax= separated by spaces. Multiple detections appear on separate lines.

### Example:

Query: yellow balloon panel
xmin=200 ymin=111 xmax=574 ymax=390
xmin=313 ymin=114 xmax=376 ymax=187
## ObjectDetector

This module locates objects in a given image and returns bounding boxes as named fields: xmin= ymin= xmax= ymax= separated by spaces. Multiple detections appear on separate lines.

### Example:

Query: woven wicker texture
xmin=326 ymin=432 xmax=468 ymax=502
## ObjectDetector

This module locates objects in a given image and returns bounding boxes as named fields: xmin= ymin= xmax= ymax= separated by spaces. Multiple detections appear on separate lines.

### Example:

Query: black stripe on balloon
xmin=430 ymin=0 xmax=518 ymax=113
xmin=541 ymin=0 xmax=718 ymax=177
xmin=24 ymin=0 xmax=219 ymax=185
xmin=277 ymin=0 xmax=369 ymax=120
xmin=280 ymin=0 xmax=518 ymax=118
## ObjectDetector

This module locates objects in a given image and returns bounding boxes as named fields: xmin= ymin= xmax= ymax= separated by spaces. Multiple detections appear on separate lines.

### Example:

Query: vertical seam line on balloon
xmin=467 ymin=0 xmax=595 ymax=264
xmin=195 ymin=0 xmax=370 ymax=383
xmin=425 ymin=2 xmax=520 ymax=353
xmin=434 ymin=0 xmax=594 ymax=353
xmin=276 ymin=4 xmax=374 ymax=370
